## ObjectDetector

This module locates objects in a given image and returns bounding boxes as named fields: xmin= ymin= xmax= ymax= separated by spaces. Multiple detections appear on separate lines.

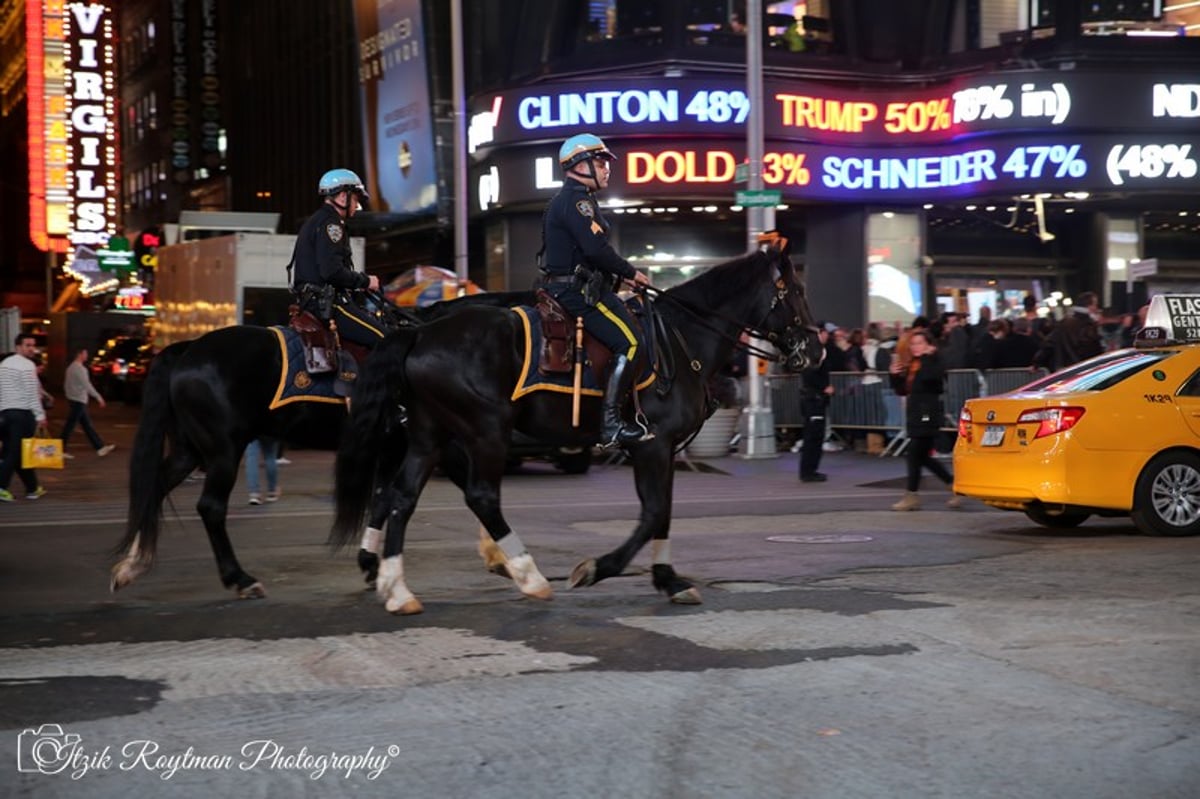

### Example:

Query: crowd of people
xmin=815 ymin=290 xmax=1138 ymax=383
xmin=796 ymin=290 xmax=1140 ymax=509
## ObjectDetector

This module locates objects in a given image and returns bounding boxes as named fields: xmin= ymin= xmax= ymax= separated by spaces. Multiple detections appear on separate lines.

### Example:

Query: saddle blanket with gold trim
xmin=267 ymin=327 xmax=346 ymax=410
xmin=511 ymin=306 xmax=654 ymax=401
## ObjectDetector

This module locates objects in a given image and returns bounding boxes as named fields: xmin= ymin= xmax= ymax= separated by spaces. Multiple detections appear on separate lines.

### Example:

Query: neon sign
xmin=1105 ymin=142 xmax=1199 ymax=185
xmin=26 ymin=1 xmax=119 ymax=253
xmin=1152 ymin=84 xmax=1200 ymax=118
xmin=470 ymin=72 xmax=1200 ymax=153
xmin=473 ymin=133 xmax=1200 ymax=208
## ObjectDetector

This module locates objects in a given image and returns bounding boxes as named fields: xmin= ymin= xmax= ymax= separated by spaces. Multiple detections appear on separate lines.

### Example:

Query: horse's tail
xmin=329 ymin=328 xmax=419 ymax=550
xmin=114 ymin=341 xmax=191 ymax=563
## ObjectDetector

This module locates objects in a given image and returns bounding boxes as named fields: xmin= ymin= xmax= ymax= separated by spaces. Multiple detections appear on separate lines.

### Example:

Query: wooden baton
xmin=572 ymin=316 xmax=584 ymax=427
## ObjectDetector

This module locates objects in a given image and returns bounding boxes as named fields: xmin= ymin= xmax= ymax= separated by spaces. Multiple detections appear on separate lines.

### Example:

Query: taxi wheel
xmin=1132 ymin=451 xmax=1200 ymax=537
xmin=1024 ymin=505 xmax=1090 ymax=529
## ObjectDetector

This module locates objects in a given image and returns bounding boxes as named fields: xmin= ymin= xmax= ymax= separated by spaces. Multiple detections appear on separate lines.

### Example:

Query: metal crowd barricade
xmin=982 ymin=367 xmax=1048 ymax=396
xmin=770 ymin=366 xmax=1051 ymax=456
xmin=943 ymin=369 xmax=985 ymax=428
xmin=827 ymin=372 xmax=900 ymax=432
xmin=765 ymin=373 xmax=806 ymax=432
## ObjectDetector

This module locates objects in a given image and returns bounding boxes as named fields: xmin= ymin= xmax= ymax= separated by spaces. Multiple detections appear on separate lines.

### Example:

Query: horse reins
xmin=635 ymin=281 xmax=806 ymax=366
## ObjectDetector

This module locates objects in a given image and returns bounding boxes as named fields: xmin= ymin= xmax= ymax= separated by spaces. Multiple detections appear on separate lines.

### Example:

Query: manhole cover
xmin=767 ymin=534 xmax=874 ymax=544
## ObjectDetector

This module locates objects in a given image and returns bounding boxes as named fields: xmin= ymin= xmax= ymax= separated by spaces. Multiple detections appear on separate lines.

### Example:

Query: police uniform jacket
xmin=291 ymin=203 xmax=369 ymax=292
xmin=542 ymin=179 xmax=636 ymax=281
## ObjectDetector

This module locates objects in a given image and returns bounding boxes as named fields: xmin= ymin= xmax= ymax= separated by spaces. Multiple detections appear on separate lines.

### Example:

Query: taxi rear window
xmin=1020 ymin=350 xmax=1175 ymax=393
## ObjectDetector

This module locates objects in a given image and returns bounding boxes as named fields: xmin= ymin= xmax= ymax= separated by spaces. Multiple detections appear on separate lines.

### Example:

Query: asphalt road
xmin=0 ymin=402 xmax=1197 ymax=798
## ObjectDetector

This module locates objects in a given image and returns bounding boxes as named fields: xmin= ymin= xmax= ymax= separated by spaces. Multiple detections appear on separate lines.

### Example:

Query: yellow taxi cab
xmin=953 ymin=294 xmax=1200 ymax=536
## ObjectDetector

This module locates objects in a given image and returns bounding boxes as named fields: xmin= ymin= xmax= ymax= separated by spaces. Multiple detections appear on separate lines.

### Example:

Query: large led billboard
xmin=353 ymin=0 xmax=438 ymax=221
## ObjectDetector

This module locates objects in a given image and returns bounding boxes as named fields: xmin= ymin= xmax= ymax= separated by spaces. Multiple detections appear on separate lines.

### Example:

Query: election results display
xmin=472 ymin=134 xmax=1200 ymax=207
xmin=467 ymin=69 xmax=1200 ymax=207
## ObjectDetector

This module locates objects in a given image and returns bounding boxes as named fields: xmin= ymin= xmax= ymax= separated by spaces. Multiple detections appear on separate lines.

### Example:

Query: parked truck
xmin=151 ymin=232 xmax=365 ymax=349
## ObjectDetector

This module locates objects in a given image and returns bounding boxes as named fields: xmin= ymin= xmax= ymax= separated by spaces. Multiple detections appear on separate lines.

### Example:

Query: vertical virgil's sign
xmin=27 ymin=1 xmax=119 ymax=254
xmin=353 ymin=0 xmax=437 ymax=219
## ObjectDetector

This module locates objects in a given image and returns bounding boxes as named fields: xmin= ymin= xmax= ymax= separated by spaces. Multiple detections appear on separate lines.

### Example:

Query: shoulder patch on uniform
xmin=325 ymin=223 xmax=344 ymax=243
xmin=575 ymin=200 xmax=594 ymax=218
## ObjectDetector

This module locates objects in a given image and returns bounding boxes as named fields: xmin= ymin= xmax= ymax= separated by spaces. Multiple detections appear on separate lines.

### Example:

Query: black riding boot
xmin=601 ymin=354 xmax=654 ymax=449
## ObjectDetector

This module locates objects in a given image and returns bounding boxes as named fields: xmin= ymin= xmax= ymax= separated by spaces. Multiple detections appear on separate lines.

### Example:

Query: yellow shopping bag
xmin=21 ymin=437 xmax=64 ymax=469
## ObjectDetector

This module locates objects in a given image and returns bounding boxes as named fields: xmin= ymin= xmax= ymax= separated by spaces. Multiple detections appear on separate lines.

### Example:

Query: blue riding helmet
xmin=558 ymin=134 xmax=616 ymax=170
xmin=318 ymin=168 xmax=369 ymax=200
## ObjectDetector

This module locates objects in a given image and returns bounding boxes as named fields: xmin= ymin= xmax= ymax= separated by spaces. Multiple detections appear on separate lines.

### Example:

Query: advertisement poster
xmin=353 ymin=0 xmax=437 ymax=220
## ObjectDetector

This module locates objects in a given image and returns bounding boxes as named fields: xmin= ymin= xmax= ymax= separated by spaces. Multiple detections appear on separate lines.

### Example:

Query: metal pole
xmin=451 ymin=0 xmax=469 ymax=282
xmin=739 ymin=0 xmax=777 ymax=459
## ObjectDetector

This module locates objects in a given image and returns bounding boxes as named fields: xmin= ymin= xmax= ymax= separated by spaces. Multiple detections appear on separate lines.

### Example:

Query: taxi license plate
xmin=982 ymin=425 xmax=1005 ymax=447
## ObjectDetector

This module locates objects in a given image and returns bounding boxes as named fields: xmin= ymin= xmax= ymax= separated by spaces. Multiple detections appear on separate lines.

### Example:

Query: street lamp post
xmin=739 ymin=0 xmax=777 ymax=459
xmin=451 ymin=0 xmax=469 ymax=283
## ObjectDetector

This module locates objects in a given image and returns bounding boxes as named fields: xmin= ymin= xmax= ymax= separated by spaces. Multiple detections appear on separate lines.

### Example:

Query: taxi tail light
xmin=958 ymin=407 xmax=972 ymax=443
xmin=1017 ymin=407 xmax=1086 ymax=439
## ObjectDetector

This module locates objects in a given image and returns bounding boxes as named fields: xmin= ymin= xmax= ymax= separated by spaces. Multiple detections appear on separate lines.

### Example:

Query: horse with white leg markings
xmin=330 ymin=239 xmax=822 ymax=614
xmin=111 ymin=292 xmax=533 ymax=601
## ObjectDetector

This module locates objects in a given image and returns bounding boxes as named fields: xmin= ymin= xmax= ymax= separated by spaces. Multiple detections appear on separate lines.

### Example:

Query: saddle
xmin=532 ymin=289 xmax=679 ymax=399
xmin=535 ymin=289 xmax=621 ymax=382
xmin=287 ymin=305 xmax=368 ymax=394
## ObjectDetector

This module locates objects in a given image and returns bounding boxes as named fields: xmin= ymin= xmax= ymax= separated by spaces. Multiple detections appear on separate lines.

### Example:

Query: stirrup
xmin=601 ymin=419 xmax=655 ymax=450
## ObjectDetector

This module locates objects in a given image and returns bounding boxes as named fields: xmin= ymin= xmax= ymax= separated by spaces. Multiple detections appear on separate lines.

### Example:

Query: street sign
xmin=1128 ymin=258 xmax=1158 ymax=280
xmin=1126 ymin=257 xmax=1158 ymax=291
xmin=735 ymin=189 xmax=782 ymax=207
xmin=734 ymin=162 xmax=749 ymax=184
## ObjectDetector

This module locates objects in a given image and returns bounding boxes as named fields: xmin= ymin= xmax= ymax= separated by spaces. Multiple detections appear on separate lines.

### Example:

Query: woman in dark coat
xmin=888 ymin=329 xmax=961 ymax=511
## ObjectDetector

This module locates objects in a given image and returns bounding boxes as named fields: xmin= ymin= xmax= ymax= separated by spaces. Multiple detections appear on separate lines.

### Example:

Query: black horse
xmin=110 ymin=291 xmax=533 ymax=598
xmin=330 ymin=245 xmax=822 ymax=614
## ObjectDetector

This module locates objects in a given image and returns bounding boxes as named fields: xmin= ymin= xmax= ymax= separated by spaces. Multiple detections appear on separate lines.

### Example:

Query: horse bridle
xmin=637 ymin=254 xmax=817 ymax=369
xmin=760 ymin=271 xmax=821 ymax=370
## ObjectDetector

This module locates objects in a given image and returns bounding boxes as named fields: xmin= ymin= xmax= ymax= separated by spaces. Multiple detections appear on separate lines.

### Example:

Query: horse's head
xmin=758 ymin=245 xmax=823 ymax=373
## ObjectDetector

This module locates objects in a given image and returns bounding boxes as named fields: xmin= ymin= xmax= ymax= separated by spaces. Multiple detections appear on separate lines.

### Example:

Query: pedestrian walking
xmin=888 ymin=329 xmax=960 ymax=511
xmin=245 ymin=437 xmax=281 ymax=505
xmin=60 ymin=348 xmax=116 ymax=459
xmin=0 ymin=333 xmax=49 ymax=501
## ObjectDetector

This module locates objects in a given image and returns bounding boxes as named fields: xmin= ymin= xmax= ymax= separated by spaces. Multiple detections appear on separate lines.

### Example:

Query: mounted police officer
xmin=540 ymin=134 xmax=655 ymax=449
xmin=290 ymin=168 xmax=385 ymax=349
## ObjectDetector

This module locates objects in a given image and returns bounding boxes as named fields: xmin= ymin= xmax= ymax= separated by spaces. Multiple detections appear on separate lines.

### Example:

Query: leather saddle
xmin=535 ymin=289 xmax=658 ymax=385
xmin=287 ymin=305 xmax=369 ymax=393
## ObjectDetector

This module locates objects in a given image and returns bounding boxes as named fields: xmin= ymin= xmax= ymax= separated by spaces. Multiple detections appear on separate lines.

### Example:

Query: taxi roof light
xmin=1138 ymin=294 xmax=1200 ymax=347
xmin=1017 ymin=406 xmax=1086 ymax=439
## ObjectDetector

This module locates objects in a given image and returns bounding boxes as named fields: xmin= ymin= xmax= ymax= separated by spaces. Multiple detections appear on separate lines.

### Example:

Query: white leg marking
xmin=651 ymin=539 xmax=672 ymax=565
xmin=376 ymin=555 xmax=423 ymax=615
xmin=360 ymin=526 xmax=383 ymax=555
xmin=495 ymin=532 xmax=553 ymax=600
xmin=110 ymin=534 xmax=148 ymax=590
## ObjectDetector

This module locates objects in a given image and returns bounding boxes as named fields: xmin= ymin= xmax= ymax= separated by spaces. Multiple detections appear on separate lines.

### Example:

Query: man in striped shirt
xmin=0 ymin=333 xmax=48 ymax=501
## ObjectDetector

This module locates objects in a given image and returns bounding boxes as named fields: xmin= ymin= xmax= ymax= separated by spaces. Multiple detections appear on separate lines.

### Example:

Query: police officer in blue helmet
xmin=290 ymin=168 xmax=385 ymax=349
xmin=540 ymin=134 xmax=654 ymax=448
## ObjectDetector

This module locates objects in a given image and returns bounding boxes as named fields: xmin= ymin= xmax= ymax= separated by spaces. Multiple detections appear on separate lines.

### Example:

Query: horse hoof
xmin=109 ymin=561 xmax=144 ymax=592
xmin=386 ymin=597 xmax=424 ymax=615
xmin=669 ymin=587 xmax=703 ymax=605
xmin=523 ymin=583 xmax=554 ymax=601
xmin=569 ymin=559 xmax=596 ymax=589
xmin=238 ymin=582 xmax=266 ymax=599
xmin=506 ymin=554 xmax=553 ymax=600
